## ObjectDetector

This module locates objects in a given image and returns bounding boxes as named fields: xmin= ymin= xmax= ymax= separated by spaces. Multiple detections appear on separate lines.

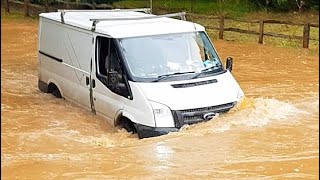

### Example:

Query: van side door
xmin=91 ymin=36 xmax=130 ymax=124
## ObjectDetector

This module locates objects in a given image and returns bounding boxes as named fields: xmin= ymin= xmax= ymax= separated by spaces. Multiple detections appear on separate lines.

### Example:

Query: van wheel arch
xmin=48 ymin=83 xmax=62 ymax=98
xmin=116 ymin=116 xmax=137 ymax=134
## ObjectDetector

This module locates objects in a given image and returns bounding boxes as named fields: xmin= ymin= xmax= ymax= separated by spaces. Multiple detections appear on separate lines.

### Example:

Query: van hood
xmin=136 ymin=71 xmax=243 ymax=110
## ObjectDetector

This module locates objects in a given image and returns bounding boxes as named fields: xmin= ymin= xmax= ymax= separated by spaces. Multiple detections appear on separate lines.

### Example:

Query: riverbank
xmin=2 ymin=7 xmax=318 ymax=53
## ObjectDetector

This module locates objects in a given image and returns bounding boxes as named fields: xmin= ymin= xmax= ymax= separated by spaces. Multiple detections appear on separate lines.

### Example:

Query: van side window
xmin=96 ymin=36 xmax=130 ymax=98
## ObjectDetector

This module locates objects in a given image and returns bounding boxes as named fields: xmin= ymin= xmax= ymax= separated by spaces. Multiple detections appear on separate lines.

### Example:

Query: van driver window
xmin=97 ymin=37 xmax=123 ymax=82
xmin=96 ymin=36 xmax=128 ymax=97
xmin=108 ymin=43 xmax=123 ymax=82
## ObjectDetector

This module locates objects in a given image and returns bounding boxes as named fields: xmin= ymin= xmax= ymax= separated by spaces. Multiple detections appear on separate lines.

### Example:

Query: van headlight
xmin=237 ymin=88 xmax=244 ymax=100
xmin=149 ymin=101 xmax=175 ymax=127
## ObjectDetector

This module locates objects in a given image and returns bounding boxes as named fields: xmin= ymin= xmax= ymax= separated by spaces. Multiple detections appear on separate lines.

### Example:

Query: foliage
xmin=114 ymin=0 xmax=257 ymax=16
xmin=114 ymin=0 xmax=319 ymax=14
xmin=79 ymin=0 xmax=120 ymax=4
xmin=29 ymin=0 xmax=121 ymax=5
xmin=28 ymin=0 xmax=319 ymax=12
xmin=252 ymin=0 xmax=319 ymax=11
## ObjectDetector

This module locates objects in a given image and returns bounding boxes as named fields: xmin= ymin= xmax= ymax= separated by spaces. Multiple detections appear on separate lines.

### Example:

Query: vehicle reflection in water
xmin=1 ymin=19 xmax=319 ymax=179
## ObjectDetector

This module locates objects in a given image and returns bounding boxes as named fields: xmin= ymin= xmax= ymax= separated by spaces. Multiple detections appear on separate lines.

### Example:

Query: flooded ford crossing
xmin=1 ymin=19 xmax=319 ymax=179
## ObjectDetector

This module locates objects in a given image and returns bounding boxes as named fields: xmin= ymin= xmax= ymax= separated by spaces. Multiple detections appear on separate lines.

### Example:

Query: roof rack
xmin=58 ymin=8 xmax=151 ymax=24
xmin=90 ymin=12 xmax=187 ymax=31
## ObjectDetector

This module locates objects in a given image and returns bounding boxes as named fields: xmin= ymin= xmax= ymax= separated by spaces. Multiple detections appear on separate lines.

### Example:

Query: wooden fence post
xmin=24 ymin=0 xmax=30 ymax=17
xmin=66 ymin=0 xmax=70 ymax=9
xmin=219 ymin=15 xmax=224 ymax=39
xmin=44 ymin=0 xmax=49 ymax=12
xmin=5 ymin=0 xmax=10 ymax=13
xmin=303 ymin=22 xmax=310 ymax=48
xmin=258 ymin=20 xmax=264 ymax=44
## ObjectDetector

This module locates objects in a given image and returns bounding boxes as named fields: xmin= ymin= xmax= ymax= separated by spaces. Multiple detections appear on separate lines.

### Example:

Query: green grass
xmin=1 ymin=8 xmax=25 ymax=19
xmin=114 ymin=0 xmax=255 ymax=17
xmin=113 ymin=0 xmax=319 ymax=52
xmin=186 ymin=12 xmax=319 ymax=52
xmin=113 ymin=0 xmax=149 ymax=9
xmin=1 ymin=8 xmax=37 ymax=21
xmin=1 ymin=2 xmax=319 ymax=53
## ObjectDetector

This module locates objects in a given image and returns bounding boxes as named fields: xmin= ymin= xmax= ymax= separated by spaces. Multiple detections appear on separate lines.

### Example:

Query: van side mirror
xmin=226 ymin=57 xmax=233 ymax=72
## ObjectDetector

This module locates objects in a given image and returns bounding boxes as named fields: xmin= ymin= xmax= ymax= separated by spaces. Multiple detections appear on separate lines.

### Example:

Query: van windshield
xmin=119 ymin=32 xmax=224 ymax=81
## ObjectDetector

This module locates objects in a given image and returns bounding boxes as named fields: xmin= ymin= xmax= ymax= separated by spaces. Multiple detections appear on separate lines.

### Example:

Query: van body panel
xmin=91 ymin=79 xmax=125 ymax=125
xmin=40 ymin=12 xmax=205 ymax=38
xmin=123 ymin=82 xmax=156 ymax=127
xmin=136 ymin=71 xmax=241 ymax=110
xmin=38 ymin=17 xmax=91 ymax=108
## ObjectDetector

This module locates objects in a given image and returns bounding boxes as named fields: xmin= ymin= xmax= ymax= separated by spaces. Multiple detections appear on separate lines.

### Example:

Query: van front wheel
xmin=117 ymin=117 xmax=137 ymax=134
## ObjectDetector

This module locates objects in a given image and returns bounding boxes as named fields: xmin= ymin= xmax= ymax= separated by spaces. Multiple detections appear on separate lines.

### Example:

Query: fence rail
xmin=3 ymin=0 xmax=319 ymax=48
xmin=208 ymin=15 xmax=319 ymax=48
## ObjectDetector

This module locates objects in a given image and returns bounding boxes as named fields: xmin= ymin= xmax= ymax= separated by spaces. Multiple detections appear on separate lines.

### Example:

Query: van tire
xmin=52 ymin=89 xmax=62 ymax=98
xmin=117 ymin=117 xmax=137 ymax=134
xmin=38 ymin=80 xmax=49 ymax=93
xmin=48 ymin=83 xmax=62 ymax=98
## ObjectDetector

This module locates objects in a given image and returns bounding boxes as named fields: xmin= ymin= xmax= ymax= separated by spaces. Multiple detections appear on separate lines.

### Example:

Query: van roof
xmin=39 ymin=11 xmax=205 ymax=38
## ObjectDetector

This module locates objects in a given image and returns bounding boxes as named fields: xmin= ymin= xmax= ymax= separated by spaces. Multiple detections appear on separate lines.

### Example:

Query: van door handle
xmin=86 ymin=77 xmax=89 ymax=85
xmin=92 ymin=79 xmax=96 ymax=88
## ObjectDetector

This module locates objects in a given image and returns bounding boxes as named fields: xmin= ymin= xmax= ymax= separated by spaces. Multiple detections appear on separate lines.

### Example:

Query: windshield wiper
xmin=191 ymin=64 xmax=223 ymax=79
xmin=152 ymin=71 xmax=195 ymax=82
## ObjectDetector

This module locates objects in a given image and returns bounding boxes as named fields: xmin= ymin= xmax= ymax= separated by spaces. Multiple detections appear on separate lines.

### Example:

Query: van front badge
xmin=203 ymin=112 xmax=216 ymax=120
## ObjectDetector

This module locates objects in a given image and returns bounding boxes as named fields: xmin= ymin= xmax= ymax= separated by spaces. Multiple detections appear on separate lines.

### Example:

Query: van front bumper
xmin=135 ymin=102 xmax=236 ymax=139
xmin=135 ymin=124 xmax=178 ymax=139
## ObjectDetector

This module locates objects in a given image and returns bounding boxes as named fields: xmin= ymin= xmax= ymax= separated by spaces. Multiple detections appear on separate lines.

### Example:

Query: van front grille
xmin=171 ymin=102 xmax=236 ymax=128
xmin=180 ymin=102 xmax=234 ymax=114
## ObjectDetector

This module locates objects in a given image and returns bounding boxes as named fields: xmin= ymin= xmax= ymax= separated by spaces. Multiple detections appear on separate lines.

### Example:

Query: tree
xmin=273 ymin=0 xmax=306 ymax=13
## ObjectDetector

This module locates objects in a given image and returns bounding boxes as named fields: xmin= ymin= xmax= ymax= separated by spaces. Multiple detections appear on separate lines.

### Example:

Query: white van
xmin=38 ymin=9 xmax=244 ymax=138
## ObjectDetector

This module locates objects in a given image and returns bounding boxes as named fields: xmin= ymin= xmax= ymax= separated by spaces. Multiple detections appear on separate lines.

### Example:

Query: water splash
xmin=179 ymin=96 xmax=310 ymax=134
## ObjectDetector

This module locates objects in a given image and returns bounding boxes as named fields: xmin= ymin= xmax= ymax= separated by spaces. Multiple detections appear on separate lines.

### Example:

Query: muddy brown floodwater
xmin=1 ymin=19 xmax=319 ymax=180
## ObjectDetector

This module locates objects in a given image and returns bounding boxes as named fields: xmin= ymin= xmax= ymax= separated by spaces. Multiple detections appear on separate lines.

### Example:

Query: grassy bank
xmin=113 ymin=0 xmax=319 ymax=51
xmin=114 ymin=0 xmax=256 ymax=17
xmin=1 ymin=8 xmax=38 ymax=21
xmin=187 ymin=13 xmax=319 ymax=51
xmin=114 ymin=0 xmax=318 ymax=17
xmin=1 ymin=5 xmax=318 ymax=53
xmin=1 ymin=8 xmax=26 ymax=19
